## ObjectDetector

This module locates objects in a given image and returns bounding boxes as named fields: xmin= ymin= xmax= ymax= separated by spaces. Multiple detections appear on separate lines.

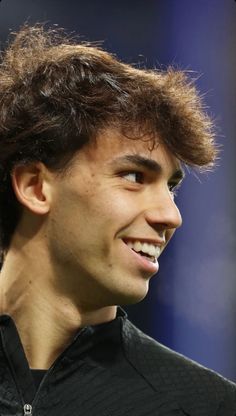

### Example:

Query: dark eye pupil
xmin=136 ymin=172 xmax=143 ymax=182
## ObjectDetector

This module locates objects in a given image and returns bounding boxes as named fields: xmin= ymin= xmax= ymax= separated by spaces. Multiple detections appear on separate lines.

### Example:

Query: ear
xmin=11 ymin=162 xmax=53 ymax=215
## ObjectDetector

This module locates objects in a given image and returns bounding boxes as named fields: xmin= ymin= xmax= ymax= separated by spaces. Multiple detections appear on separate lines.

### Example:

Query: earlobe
xmin=11 ymin=163 xmax=52 ymax=215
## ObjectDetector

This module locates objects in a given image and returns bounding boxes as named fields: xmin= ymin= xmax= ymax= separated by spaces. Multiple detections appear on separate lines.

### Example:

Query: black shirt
xmin=30 ymin=369 xmax=46 ymax=390
xmin=0 ymin=307 xmax=236 ymax=415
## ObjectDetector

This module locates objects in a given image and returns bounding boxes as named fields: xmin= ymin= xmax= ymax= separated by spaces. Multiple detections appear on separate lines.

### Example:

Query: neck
xmin=0 ymin=247 xmax=117 ymax=370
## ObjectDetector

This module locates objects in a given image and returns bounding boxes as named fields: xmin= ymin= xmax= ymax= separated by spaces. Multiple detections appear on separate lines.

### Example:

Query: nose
xmin=144 ymin=189 xmax=182 ymax=231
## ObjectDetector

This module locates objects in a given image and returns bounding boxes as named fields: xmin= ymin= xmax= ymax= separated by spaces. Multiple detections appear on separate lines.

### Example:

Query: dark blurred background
xmin=0 ymin=0 xmax=235 ymax=381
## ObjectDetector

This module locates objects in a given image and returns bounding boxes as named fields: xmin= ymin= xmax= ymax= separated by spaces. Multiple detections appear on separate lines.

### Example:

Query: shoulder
xmin=121 ymin=318 xmax=236 ymax=415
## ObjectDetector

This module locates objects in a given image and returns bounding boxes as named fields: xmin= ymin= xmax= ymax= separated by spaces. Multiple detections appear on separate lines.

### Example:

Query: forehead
xmin=73 ymin=128 xmax=182 ymax=178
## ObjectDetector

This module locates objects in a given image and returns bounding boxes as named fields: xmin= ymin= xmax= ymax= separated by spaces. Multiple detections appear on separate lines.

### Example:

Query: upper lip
xmin=122 ymin=237 xmax=165 ymax=248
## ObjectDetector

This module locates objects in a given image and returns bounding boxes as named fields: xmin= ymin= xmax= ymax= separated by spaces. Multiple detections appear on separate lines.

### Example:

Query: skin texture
xmin=0 ymin=128 xmax=183 ymax=369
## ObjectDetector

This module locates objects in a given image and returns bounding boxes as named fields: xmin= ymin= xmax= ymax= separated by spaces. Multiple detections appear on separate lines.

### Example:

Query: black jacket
xmin=0 ymin=307 xmax=235 ymax=416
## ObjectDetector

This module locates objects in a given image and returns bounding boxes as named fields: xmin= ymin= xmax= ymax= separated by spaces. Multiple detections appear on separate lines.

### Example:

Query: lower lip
xmin=122 ymin=241 xmax=159 ymax=274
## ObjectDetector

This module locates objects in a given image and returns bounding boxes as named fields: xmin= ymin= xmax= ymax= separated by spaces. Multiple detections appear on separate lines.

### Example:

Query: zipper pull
xmin=23 ymin=404 xmax=32 ymax=415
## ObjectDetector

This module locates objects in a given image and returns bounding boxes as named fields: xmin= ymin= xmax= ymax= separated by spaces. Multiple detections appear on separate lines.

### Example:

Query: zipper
xmin=0 ymin=324 xmax=88 ymax=416
xmin=23 ymin=404 xmax=32 ymax=415
xmin=29 ymin=326 xmax=88 ymax=410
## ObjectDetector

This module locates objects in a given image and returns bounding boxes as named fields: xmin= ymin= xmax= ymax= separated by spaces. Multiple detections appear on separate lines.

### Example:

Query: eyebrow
xmin=111 ymin=154 xmax=185 ymax=182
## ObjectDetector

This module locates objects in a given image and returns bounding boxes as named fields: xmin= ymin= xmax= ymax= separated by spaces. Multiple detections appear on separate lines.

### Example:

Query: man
xmin=0 ymin=24 xmax=235 ymax=416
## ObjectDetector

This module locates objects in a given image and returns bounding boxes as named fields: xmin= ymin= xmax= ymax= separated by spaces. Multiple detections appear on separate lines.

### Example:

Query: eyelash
xmin=168 ymin=183 xmax=181 ymax=197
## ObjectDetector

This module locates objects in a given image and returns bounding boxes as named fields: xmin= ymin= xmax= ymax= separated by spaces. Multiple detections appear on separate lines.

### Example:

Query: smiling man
xmin=0 ymin=25 xmax=235 ymax=416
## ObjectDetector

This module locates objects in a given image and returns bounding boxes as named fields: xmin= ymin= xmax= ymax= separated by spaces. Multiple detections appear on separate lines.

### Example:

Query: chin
xmin=111 ymin=283 xmax=150 ymax=306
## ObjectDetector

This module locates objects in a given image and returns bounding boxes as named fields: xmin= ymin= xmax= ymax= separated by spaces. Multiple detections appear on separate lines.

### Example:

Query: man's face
xmin=46 ymin=129 xmax=183 ymax=309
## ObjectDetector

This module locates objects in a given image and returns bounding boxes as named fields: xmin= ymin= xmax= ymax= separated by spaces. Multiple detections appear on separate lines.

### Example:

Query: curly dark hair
xmin=0 ymin=24 xmax=217 ymax=254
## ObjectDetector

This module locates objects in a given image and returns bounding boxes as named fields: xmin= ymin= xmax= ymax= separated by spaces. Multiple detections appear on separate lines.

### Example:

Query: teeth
xmin=134 ymin=241 xmax=142 ymax=252
xmin=125 ymin=240 xmax=161 ymax=259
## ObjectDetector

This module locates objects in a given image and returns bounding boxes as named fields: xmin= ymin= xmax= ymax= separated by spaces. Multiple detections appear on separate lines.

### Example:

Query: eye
xmin=122 ymin=171 xmax=144 ymax=183
xmin=168 ymin=182 xmax=181 ymax=198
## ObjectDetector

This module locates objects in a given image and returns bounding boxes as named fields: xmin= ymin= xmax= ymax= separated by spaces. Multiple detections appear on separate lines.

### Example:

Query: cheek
xmin=51 ymin=180 xmax=142 ymax=247
xmin=83 ymin=186 xmax=140 ymax=224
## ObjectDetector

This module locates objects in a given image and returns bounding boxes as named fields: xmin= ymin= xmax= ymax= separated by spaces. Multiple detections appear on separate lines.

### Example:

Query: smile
xmin=121 ymin=239 xmax=161 ymax=274
xmin=125 ymin=240 xmax=161 ymax=263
